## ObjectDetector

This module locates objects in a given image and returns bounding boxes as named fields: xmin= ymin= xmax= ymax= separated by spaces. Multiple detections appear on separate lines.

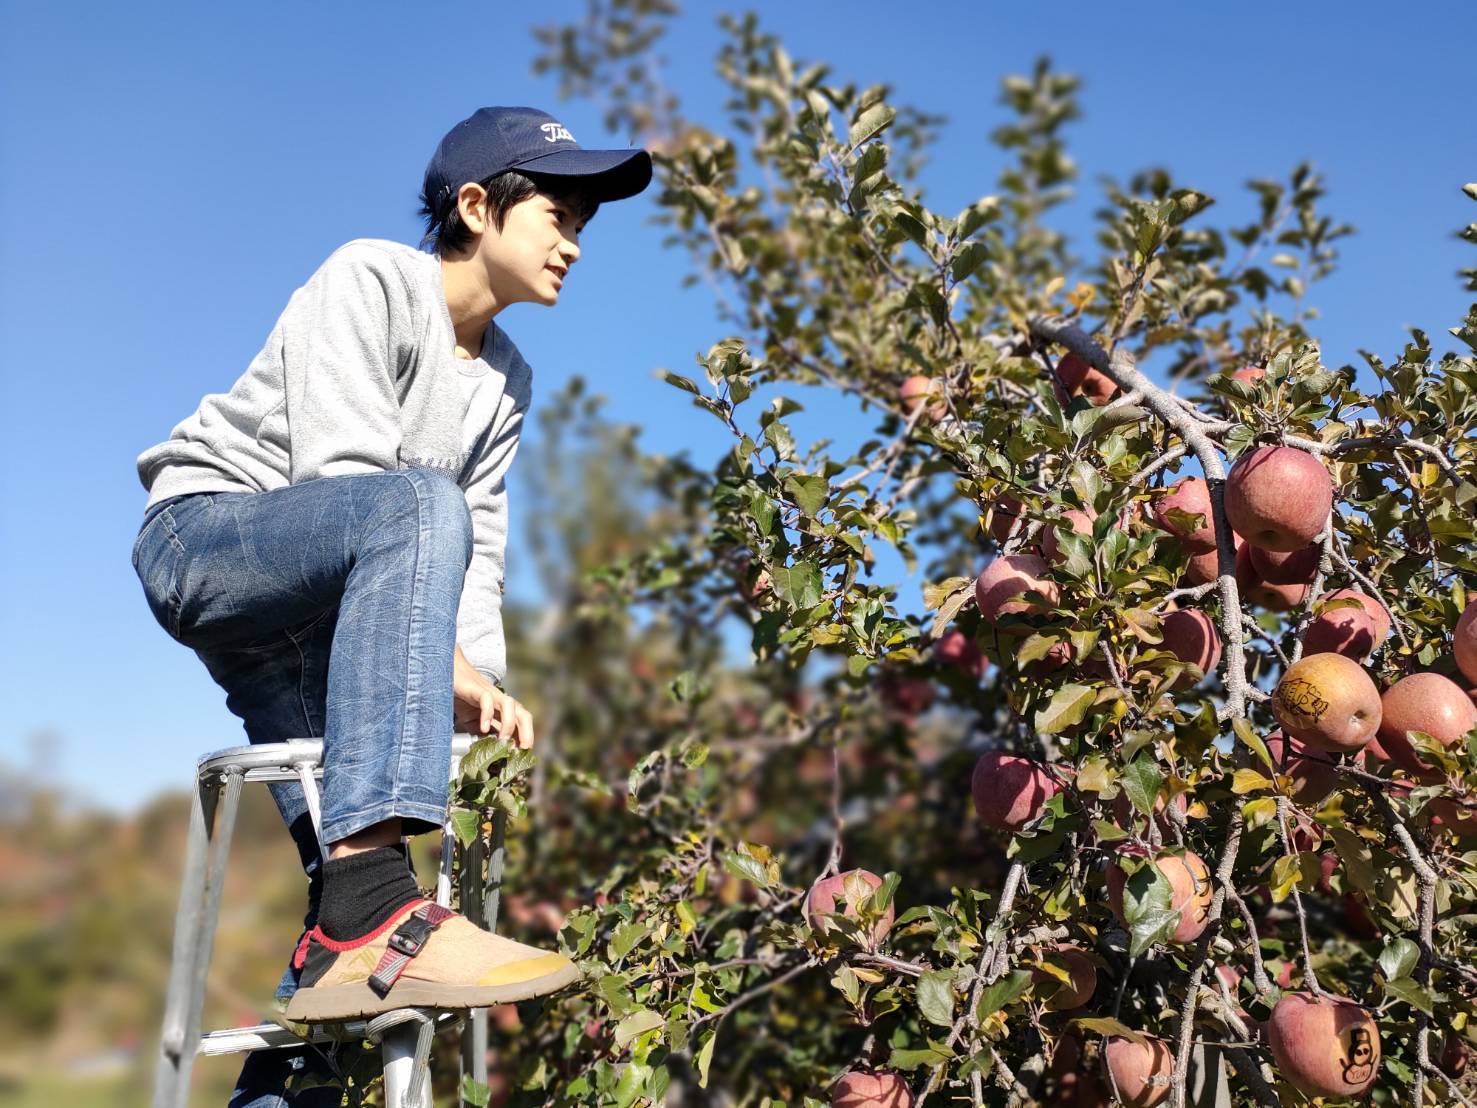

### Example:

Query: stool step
xmin=196 ymin=1010 xmax=465 ymax=1057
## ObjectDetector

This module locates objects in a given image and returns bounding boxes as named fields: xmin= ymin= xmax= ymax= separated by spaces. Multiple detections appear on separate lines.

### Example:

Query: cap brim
xmin=510 ymin=147 xmax=653 ymax=202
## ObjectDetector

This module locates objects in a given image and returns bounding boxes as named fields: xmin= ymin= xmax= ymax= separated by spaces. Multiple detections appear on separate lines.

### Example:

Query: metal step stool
xmin=153 ymin=735 xmax=506 ymax=1108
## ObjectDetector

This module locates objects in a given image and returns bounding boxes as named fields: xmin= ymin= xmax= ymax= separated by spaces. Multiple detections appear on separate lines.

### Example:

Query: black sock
xmin=316 ymin=845 xmax=421 ymax=941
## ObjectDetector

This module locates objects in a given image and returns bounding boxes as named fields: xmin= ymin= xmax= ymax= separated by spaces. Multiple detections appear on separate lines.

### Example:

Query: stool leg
xmin=382 ymin=1021 xmax=433 ymax=1108
xmin=152 ymin=774 xmax=216 ymax=1108
xmin=161 ymin=768 xmax=245 ymax=1108
xmin=458 ymin=830 xmax=488 ymax=1090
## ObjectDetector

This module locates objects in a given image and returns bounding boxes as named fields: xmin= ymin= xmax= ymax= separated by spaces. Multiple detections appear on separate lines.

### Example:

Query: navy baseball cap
xmin=424 ymin=106 xmax=653 ymax=207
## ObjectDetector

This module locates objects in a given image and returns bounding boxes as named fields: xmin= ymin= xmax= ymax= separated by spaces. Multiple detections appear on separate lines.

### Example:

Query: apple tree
xmin=435 ymin=5 xmax=1477 ymax=1106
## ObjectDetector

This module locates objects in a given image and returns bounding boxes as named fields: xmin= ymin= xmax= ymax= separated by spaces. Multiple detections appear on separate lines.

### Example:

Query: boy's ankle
xmin=316 ymin=845 xmax=421 ymax=941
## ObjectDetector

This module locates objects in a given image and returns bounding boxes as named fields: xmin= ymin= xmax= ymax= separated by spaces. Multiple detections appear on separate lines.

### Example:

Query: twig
xmin=1029 ymin=316 xmax=1252 ymax=719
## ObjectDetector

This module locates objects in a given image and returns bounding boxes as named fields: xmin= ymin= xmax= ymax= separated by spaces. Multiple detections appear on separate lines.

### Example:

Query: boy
xmin=131 ymin=106 xmax=651 ymax=1105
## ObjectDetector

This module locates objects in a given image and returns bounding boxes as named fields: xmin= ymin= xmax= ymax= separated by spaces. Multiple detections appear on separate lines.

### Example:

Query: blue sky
xmin=3 ymin=1 xmax=1474 ymax=812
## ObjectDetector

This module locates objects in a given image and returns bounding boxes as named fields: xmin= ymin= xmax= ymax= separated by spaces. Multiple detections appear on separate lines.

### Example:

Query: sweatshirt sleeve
xmin=457 ymin=390 xmax=532 ymax=688
xmin=280 ymin=243 xmax=413 ymax=484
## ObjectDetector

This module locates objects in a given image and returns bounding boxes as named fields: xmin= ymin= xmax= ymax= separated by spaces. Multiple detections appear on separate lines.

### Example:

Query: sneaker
xmin=283 ymin=899 xmax=582 ymax=1022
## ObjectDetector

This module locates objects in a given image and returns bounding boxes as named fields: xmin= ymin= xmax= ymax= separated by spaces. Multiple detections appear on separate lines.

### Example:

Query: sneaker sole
xmin=283 ymin=960 xmax=583 ymax=1023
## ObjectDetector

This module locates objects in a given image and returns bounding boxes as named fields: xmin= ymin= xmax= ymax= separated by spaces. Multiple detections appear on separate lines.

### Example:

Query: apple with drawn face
xmin=1268 ymin=992 xmax=1381 ymax=1097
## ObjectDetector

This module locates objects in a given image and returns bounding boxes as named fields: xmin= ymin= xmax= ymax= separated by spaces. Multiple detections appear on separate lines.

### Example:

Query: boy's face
xmin=464 ymin=186 xmax=585 ymax=309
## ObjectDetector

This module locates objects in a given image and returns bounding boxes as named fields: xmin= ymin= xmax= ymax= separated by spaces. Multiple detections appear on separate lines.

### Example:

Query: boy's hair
xmin=418 ymin=169 xmax=601 ymax=257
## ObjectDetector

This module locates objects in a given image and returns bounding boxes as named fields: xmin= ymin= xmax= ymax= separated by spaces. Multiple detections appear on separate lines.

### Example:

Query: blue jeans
xmin=131 ymin=469 xmax=475 ymax=1106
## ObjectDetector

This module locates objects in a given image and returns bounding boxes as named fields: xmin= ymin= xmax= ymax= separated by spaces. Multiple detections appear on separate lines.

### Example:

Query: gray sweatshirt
xmin=136 ymin=238 xmax=533 ymax=687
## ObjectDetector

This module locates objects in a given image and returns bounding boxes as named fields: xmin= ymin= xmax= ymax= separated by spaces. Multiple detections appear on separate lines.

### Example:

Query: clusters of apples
xmin=851 ymin=377 xmax=1477 ymax=1101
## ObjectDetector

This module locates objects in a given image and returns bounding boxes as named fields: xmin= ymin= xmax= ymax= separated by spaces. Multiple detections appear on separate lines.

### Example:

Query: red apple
xmin=931 ymin=629 xmax=987 ymax=679
xmin=1235 ymin=542 xmax=1309 ymax=611
xmin=971 ymin=751 xmax=1062 ymax=831
xmin=1032 ymin=944 xmax=1097 ymax=1010
xmin=1377 ymin=671 xmax=1477 ymax=777
xmin=899 ymin=375 xmax=946 ymax=421
xmin=1249 ymin=542 xmax=1320 ymax=585
xmin=1184 ymin=531 xmax=1239 ymax=586
xmin=988 ymin=493 xmax=1024 ymax=545
xmin=1271 ymin=654 xmax=1382 ymax=753
xmin=1153 ymin=477 xmax=1216 ymax=552
xmin=1057 ymin=353 xmax=1120 ymax=407
xmin=1215 ymin=964 xmax=1243 ymax=995
xmin=1303 ymin=589 xmax=1388 ymax=660
xmin=974 ymin=554 xmax=1059 ymax=630
xmin=1267 ymin=992 xmax=1381 ymax=1097
xmin=1344 ymin=892 xmax=1380 ymax=939
xmin=1225 ymin=446 xmax=1333 ymax=552
xmin=1426 ymin=795 xmax=1477 ymax=837
xmin=832 ymin=1069 xmax=913 ymax=1108
xmin=879 ymin=674 xmax=936 ymax=719
xmin=1265 ymin=730 xmax=1339 ymax=806
xmin=1455 ymin=599 xmax=1477 ymax=685
xmin=1103 ymin=1036 xmax=1173 ymax=1107
xmin=1047 ymin=1034 xmax=1111 ymax=1107
xmin=1440 ymin=1035 xmax=1469 ymax=1078
xmin=1230 ymin=365 xmax=1266 ymax=385
xmin=806 ymin=869 xmax=895 ymax=948
xmin=1159 ymin=608 xmax=1222 ymax=681
xmin=1107 ymin=849 xmax=1213 ymax=944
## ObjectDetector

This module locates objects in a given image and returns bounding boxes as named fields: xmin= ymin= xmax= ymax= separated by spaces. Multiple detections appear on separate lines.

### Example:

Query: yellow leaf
xmin=1066 ymin=283 xmax=1097 ymax=311
xmin=1076 ymin=756 xmax=1114 ymax=794
xmin=1242 ymin=797 xmax=1277 ymax=829
xmin=1231 ymin=769 xmax=1272 ymax=795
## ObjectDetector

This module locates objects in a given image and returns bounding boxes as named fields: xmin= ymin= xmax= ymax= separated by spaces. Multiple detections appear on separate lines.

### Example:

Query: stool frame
xmin=152 ymin=736 xmax=503 ymax=1108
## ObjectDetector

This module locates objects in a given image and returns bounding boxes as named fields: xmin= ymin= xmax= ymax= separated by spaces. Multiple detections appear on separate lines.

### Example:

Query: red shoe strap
xmin=367 ymin=902 xmax=457 ymax=999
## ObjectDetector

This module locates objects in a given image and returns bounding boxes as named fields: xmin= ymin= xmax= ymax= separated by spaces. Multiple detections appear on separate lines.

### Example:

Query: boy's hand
xmin=453 ymin=644 xmax=535 ymax=749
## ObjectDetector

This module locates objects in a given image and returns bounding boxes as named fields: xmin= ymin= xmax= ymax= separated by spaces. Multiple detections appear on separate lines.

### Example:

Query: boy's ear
xmin=457 ymin=182 xmax=491 ymax=236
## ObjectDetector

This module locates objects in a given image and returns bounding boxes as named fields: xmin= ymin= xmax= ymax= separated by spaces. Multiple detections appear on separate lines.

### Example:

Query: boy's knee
xmin=373 ymin=468 xmax=474 ymax=566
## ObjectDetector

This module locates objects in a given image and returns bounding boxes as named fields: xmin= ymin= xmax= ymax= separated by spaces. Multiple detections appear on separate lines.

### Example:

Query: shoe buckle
xmin=389 ymin=914 xmax=436 ymax=957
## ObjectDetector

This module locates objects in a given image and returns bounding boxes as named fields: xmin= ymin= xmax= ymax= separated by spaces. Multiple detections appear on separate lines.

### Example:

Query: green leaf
xmin=1384 ymin=976 xmax=1437 ymax=1015
xmin=460 ymin=1074 xmax=492 ymax=1107
xmin=608 ymin=920 xmax=648 ymax=962
xmin=1119 ymin=862 xmax=1180 ymax=955
xmin=1073 ymin=1016 xmax=1143 ymax=1044
xmin=955 ymin=197 xmax=1000 ymax=239
xmin=1016 ymin=632 xmax=1062 ymax=666
xmin=1329 ymin=826 xmax=1377 ymax=896
xmin=459 ymin=737 xmax=512 ymax=779
xmin=657 ymin=369 xmax=702 ymax=395
xmin=695 ymin=1030 xmax=717 ymax=1088
xmin=783 ymin=474 xmax=830 ymax=518
xmin=951 ymin=241 xmax=989 ymax=283
xmin=1035 ymin=683 xmax=1096 ymax=734
xmin=612 ymin=1060 xmax=653 ymax=1108
xmin=887 ymin=1041 xmax=953 ymax=1070
xmin=1121 ymin=757 xmax=1164 ymax=817
xmin=771 ymin=560 xmax=824 ymax=609
xmin=1379 ymin=937 xmax=1420 ymax=983
xmin=976 ymin=969 xmax=1033 ymax=1020
xmin=831 ymin=965 xmax=862 ymax=1004
xmin=723 ymin=850 xmax=775 ymax=889
xmin=448 ymin=808 xmax=480 ymax=847
xmin=917 ymin=969 xmax=956 ymax=1027
xmin=849 ymin=103 xmax=897 ymax=148
xmin=613 ymin=1008 xmax=665 ymax=1050
xmin=1232 ymin=718 xmax=1274 ymax=771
